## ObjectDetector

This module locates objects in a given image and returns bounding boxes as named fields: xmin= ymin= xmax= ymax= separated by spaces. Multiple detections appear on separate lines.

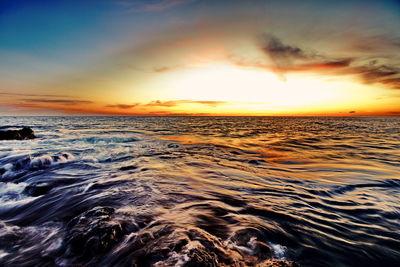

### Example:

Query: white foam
xmin=0 ymin=152 xmax=74 ymax=180
xmin=82 ymin=182 xmax=94 ymax=193
xmin=0 ymin=182 xmax=27 ymax=198
xmin=0 ymin=182 xmax=38 ymax=209
xmin=155 ymin=240 xmax=203 ymax=267
xmin=2 ymin=163 xmax=13 ymax=171
xmin=269 ymin=242 xmax=287 ymax=259
xmin=30 ymin=155 xmax=53 ymax=169
xmin=0 ymin=249 xmax=9 ymax=259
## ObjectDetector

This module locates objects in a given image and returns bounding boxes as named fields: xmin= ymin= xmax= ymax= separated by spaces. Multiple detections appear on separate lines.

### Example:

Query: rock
xmin=230 ymin=228 xmax=273 ymax=261
xmin=65 ymin=207 xmax=124 ymax=260
xmin=167 ymin=143 xmax=179 ymax=148
xmin=184 ymin=246 xmax=219 ymax=266
xmin=0 ymin=127 xmax=36 ymax=140
xmin=23 ymin=181 xmax=53 ymax=196
xmin=257 ymin=258 xmax=299 ymax=267
xmin=119 ymin=165 xmax=138 ymax=171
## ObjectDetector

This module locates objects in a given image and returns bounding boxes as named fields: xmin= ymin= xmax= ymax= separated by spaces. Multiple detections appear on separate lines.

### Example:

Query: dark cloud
xmin=337 ymin=61 xmax=400 ymax=89
xmin=379 ymin=78 xmax=400 ymax=89
xmin=23 ymin=99 xmax=93 ymax=105
xmin=357 ymin=63 xmax=398 ymax=80
xmin=105 ymin=103 xmax=139 ymax=109
xmin=248 ymin=34 xmax=353 ymax=80
xmin=349 ymin=111 xmax=356 ymax=114
xmin=233 ymin=34 xmax=400 ymax=89
xmin=283 ymin=59 xmax=352 ymax=72
xmin=262 ymin=35 xmax=309 ymax=62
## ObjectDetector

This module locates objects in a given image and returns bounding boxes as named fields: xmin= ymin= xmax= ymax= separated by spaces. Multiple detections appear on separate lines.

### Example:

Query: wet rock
xmin=120 ymin=165 xmax=138 ymax=171
xmin=167 ymin=143 xmax=179 ymax=148
xmin=231 ymin=228 xmax=272 ymax=260
xmin=257 ymin=258 xmax=299 ymax=267
xmin=0 ymin=127 xmax=36 ymax=140
xmin=184 ymin=246 xmax=219 ymax=266
xmin=23 ymin=181 xmax=53 ymax=196
xmin=65 ymin=207 xmax=124 ymax=260
xmin=248 ymin=159 xmax=265 ymax=165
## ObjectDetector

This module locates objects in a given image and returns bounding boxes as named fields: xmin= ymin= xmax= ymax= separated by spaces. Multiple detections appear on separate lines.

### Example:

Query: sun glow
xmin=170 ymin=64 xmax=340 ymax=105
xmin=134 ymin=63 xmax=362 ymax=114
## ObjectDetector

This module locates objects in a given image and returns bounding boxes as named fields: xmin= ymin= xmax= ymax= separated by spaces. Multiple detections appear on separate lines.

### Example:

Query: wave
xmin=0 ymin=116 xmax=399 ymax=266
xmin=0 ymin=152 xmax=74 ymax=181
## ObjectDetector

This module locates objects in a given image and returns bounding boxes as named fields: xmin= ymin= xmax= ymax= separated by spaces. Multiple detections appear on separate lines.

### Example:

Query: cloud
xmin=105 ymin=103 xmax=139 ymax=109
xmin=121 ymin=64 xmax=183 ymax=73
xmin=348 ymin=34 xmax=400 ymax=52
xmin=0 ymin=92 xmax=69 ymax=98
xmin=379 ymin=78 xmax=400 ymax=89
xmin=262 ymin=35 xmax=309 ymax=62
xmin=145 ymin=100 xmax=227 ymax=107
xmin=153 ymin=65 xmax=182 ymax=73
xmin=257 ymin=34 xmax=353 ymax=80
xmin=117 ymin=0 xmax=196 ymax=12
xmin=231 ymin=34 xmax=400 ymax=89
xmin=104 ymin=100 xmax=227 ymax=110
xmin=22 ymin=99 xmax=93 ymax=106
xmin=343 ymin=62 xmax=400 ymax=89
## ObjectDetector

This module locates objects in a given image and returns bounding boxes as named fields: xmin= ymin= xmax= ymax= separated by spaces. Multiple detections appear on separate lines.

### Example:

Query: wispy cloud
xmin=258 ymin=34 xmax=353 ymax=80
xmin=105 ymin=103 xmax=140 ymax=109
xmin=117 ymin=0 xmax=196 ymax=12
xmin=231 ymin=34 xmax=400 ymax=89
xmin=105 ymin=99 xmax=227 ymax=110
xmin=121 ymin=64 xmax=183 ymax=73
xmin=343 ymin=62 xmax=400 ymax=89
xmin=145 ymin=100 xmax=227 ymax=107
xmin=0 ymin=92 xmax=69 ymax=98
xmin=22 ymin=99 xmax=93 ymax=106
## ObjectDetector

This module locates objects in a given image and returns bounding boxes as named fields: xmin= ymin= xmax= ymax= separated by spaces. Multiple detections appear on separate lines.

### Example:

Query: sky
xmin=0 ymin=0 xmax=399 ymax=116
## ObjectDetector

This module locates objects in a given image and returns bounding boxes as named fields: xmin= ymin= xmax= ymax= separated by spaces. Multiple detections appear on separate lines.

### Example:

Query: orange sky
xmin=1 ymin=0 xmax=399 ymax=116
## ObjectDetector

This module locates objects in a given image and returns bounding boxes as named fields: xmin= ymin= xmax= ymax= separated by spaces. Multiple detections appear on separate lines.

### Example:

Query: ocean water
xmin=0 ymin=116 xmax=399 ymax=266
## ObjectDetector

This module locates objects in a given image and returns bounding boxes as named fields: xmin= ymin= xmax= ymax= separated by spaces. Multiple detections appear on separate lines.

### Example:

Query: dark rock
xmin=167 ymin=143 xmax=179 ymax=148
xmin=249 ymin=159 xmax=265 ymax=165
xmin=65 ymin=207 xmax=124 ymax=260
xmin=0 ymin=127 xmax=36 ymax=140
xmin=184 ymin=246 xmax=219 ymax=266
xmin=24 ymin=182 xmax=53 ymax=196
xmin=119 ymin=165 xmax=138 ymax=171
xmin=231 ymin=228 xmax=272 ymax=260
xmin=257 ymin=258 xmax=299 ymax=267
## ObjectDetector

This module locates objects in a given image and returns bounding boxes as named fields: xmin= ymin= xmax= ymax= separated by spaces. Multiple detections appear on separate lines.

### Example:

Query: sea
xmin=0 ymin=116 xmax=399 ymax=266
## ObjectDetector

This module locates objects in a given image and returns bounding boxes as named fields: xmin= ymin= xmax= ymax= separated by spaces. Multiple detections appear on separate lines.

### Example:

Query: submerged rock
xmin=0 ymin=127 xmax=36 ymax=140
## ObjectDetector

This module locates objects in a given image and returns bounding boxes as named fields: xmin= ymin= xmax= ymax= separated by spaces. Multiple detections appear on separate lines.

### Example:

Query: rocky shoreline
xmin=0 ymin=127 xmax=36 ymax=140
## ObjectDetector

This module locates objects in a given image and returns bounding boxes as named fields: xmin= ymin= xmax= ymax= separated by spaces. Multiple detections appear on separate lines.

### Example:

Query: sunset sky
xmin=1 ymin=0 xmax=399 ymax=115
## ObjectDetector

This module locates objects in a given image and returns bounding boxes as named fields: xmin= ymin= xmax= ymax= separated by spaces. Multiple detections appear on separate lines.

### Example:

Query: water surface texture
xmin=0 ymin=116 xmax=399 ymax=266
